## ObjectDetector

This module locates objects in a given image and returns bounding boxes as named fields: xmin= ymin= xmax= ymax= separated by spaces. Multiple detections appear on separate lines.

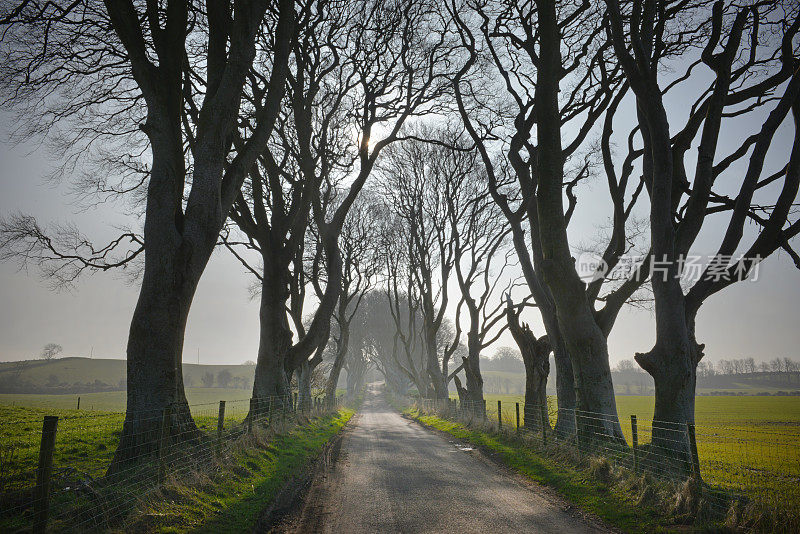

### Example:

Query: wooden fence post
xmin=76 ymin=397 xmax=80 ymax=410
xmin=483 ymin=399 xmax=487 ymax=419
xmin=515 ymin=402 xmax=520 ymax=433
xmin=497 ymin=400 xmax=502 ymax=429
xmin=216 ymin=401 xmax=226 ymax=456
xmin=687 ymin=423 xmax=701 ymax=478
xmin=158 ymin=405 xmax=171 ymax=484
xmin=33 ymin=415 xmax=58 ymax=534
xmin=631 ymin=415 xmax=639 ymax=474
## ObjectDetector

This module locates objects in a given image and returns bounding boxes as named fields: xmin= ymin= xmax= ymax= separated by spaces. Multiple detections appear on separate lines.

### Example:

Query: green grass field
xmin=0 ymin=402 xmax=255 ymax=493
xmin=0 ymin=397 xmax=353 ymax=532
xmin=472 ymin=394 xmax=800 ymax=511
xmin=0 ymin=389 xmax=336 ymax=493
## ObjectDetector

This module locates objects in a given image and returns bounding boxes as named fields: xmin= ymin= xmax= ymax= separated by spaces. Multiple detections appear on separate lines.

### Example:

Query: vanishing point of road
xmin=289 ymin=385 xmax=610 ymax=533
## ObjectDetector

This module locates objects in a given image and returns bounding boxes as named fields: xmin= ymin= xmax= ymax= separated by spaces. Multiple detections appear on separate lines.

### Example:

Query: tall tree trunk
xmin=552 ymin=340 xmax=576 ymax=436
xmin=635 ymin=287 xmax=700 ymax=469
xmin=105 ymin=0 xmax=294 ymax=474
xmin=109 ymin=257 xmax=201 ymax=472
xmin=251 ymin=267 xmax=293 ymax=414
xmin=604 ymin=0 xmax=710 ymax=468
xmin=324 ymin=326 xmax=349 ymax=407
xmin=109 ymin=135 xmax=206 ymax=474
xmin=506 ymin=303 xmax=550 ymax=432
xmin=297 ymin=360 xmax=312 ymax=412
xmin=425 ymin=326 xmax=448 ymax=399
xmin=346 ymin=364 xmax=362 ymax=395
xmin=533 ymin=0 xmax=622 ymax=441
xmin=519 ymin=234 xmax=577 ymax=436
xmin=538 ymin=305 xmax=576 ymax=436
xmin=462 ymin=327 xmax=485 ymax=416
xmin=558 ymin=312 xmax=623 ymax=440
xmin=522 ymin=355 xmax=548 ymax=432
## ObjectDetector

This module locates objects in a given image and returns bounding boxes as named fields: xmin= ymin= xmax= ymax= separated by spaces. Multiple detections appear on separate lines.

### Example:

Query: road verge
xmin=404 ymin=407 xmax=702 ymax=533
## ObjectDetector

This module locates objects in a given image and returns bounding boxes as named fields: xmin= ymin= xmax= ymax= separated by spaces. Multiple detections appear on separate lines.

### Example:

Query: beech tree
xmin=449 ymin=0 xmax=653 ymax=439
xmin=606 ymin=0 xmax=800 ymax=459
xmin=378 ymin=132 xmax=470 ymax=399
xmin=444 ymin=137 xmax=515 ymax=412
xmin=322 ymin=193 xmax=383 ymax=406
xmin=223 ymin=0 xmax=354 ymax=409
xmin=223 ymin=0 xmax=454 ymax=413
xmin=0 ymin=0 xmax=294 ymax=468
xmin=505 ymin=299 xmax=550 ymax=431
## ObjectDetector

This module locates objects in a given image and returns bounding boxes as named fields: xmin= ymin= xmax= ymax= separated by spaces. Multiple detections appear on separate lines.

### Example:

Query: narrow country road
xmin=289 ymin=385 xmax=609 ymax=533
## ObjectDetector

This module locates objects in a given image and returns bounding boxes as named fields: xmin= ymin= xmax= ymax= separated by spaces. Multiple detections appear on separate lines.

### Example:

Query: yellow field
xmin=474 ymin=394 xmax=800 ymax=510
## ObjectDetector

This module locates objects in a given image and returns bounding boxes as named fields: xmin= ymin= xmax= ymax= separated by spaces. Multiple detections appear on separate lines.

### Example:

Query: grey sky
xmin=1 ymin=88 xmax=799 ymax=367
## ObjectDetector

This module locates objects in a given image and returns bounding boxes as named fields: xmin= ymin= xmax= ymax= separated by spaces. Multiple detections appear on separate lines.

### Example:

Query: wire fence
xmin=0 ymin=393 xmax=343 ymax=533
xmin=414 ymin=397 xmax=800 ymax=524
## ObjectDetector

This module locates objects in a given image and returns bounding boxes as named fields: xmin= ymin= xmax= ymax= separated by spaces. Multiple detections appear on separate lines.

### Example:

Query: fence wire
xmin=0 ymin=393 xmax=343 ymax=532
xmin=415 ymin=397 xmax=800 ymax=523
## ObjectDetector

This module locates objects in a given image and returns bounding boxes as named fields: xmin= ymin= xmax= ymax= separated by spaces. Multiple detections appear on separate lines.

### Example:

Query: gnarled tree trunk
xmin=296 ymin=360 xmax=312 ymax=412
xmin=324 ymin=326 xmax=349 ymax=407
xmin=111 ymin=244 xmax=203 ymax=472
xmin=252 ymin=266 xmax=293 ymax=414
xmin=461 ymin=329 xmax=485 ymax=416
xmin=424 ymin=325 xmax=448 ymax=399
xmin=533 ymin=0 xmax=623 ymax=442
xmin=551 ymin=340 xmax=576 ymax=436
xmin=506 ymin=302 xmax=550 ymax=432
xmin=109 ymin=132 xmax=212 ymax=473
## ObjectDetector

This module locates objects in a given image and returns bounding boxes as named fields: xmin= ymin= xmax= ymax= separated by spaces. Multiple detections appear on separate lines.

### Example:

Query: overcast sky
xmin=2 ymin=87 xmax=799 ymax=368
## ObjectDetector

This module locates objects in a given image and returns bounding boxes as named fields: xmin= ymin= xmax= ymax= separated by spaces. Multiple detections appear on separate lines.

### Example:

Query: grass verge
xmin=1 ymin=408 xmax=353 ymax=533
xmin=136 ymin=409 xmax=354 ymax=533
xmin=404 ymin=407 xmax=707 ymax=534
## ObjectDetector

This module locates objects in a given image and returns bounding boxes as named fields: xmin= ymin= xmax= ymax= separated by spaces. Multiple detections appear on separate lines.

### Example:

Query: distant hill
xmin=3 ymin=356 xmax=797 ymax=396
xmin=0 ymin=357 xmax=256 ymax=394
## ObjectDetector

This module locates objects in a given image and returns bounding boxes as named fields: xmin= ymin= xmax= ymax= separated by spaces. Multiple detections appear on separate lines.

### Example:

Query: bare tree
xmin=378 ymin=130 xmax=472 ymax=399
xmin=0 ymin=0 xmax=295 ymax=469
xmin=606 ymin=0 xmax=800 ymax=461
xmin=444 ymin=135 xmax=516 ymax=412
xmin=323 ymin=192 xmax=383 ymax=406
xmin=222 ymin=0 xmax=454 ymax=415
xmin=449 ymin=0 xmax=654 ymax=439
xmin=40 ymin=343 xmax=63 ymax=361
xmin=506 ymin=300 xmax=550 ymax=431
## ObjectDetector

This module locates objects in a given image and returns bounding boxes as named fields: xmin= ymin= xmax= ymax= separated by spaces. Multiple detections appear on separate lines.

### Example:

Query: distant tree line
xmin=0 ymin=363 xmax=254 ymax=394
xmin=0 ymin=375 xmax=125 ymax=395
xmin=615 ymin=357 xmax=800 ymax=378
xmin=697 ymin=358 xmax=800 ymax=379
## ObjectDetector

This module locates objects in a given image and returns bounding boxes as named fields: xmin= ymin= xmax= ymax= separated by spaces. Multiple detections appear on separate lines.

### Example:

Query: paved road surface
xmin=291 ymin=386 xmax=608 ymax=533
